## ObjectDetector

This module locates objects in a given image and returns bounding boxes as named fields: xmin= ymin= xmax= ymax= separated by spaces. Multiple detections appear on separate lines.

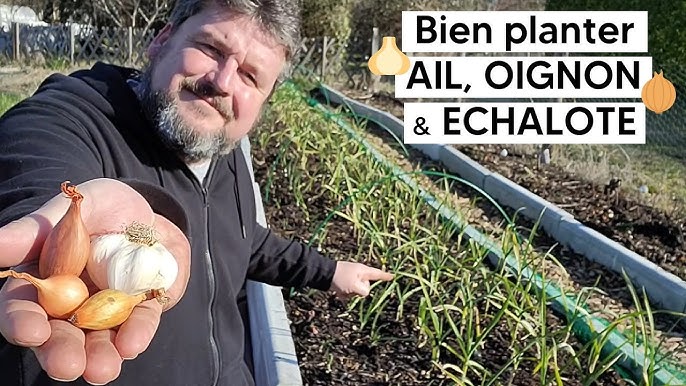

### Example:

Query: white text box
xmin=403 ymin=102 xmax=646 ymax=144
xmin=401 ymin=11 xmax=648 ymax=53
xmin=395 ymin=56 xmax=652 ymax=99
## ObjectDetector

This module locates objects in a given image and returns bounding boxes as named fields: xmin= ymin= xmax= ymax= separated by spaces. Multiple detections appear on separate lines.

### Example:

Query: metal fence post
xmin=321 ymin=36 xmax=328 ymax=81
xmin=12 ymin=22 xmax=20 ymax=62
xmin=69 ymin=23 xmax=76 ymax=64
xmin=370 ymin=27 xmax=380 ymax=93
xmin=127 ymin=26 xmax=133 ymax=66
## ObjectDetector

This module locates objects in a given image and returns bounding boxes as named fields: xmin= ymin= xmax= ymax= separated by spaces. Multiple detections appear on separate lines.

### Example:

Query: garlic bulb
xmin=87 ymin=222 xmax=178 ymax=295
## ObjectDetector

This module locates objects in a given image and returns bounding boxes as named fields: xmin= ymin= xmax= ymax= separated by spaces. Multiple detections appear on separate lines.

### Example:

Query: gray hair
xmin=168 ymin=0 xmax=301 ymax=84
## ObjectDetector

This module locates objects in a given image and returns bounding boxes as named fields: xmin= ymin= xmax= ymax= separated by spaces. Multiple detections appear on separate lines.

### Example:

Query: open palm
xmin=0 ymin=178 xmax=191 ymax=384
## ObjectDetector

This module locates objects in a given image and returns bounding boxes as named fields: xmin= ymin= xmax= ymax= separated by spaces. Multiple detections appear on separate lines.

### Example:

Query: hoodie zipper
xmin=232 ymin=151 xmax=246 ymax=240
xmin=201 ymin=160 xmax=220 ymax=386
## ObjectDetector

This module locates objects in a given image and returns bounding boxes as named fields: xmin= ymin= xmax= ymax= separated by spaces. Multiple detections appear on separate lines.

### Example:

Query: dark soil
xmin=252 ymin=127 xmax=629 ymax=385
xmin=454 ymin=144 xmax=686 ymax=277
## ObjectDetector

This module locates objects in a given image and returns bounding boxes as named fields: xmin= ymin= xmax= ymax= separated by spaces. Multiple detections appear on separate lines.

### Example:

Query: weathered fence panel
xmin=0 ymin=21 xmax=375 ymax=88
xmin=0 ymin=21 xmax=154 ymax=67
xmin=294 ymin=35 xmax=374 ymax=90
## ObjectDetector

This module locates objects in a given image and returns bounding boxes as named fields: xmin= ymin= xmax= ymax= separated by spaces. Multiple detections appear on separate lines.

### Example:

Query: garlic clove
xmin=109 ymin=244 xmax=155 ymax=294
xmin=106 ymin=242 xmax=139 ymax=292
xmin=87 ymin=234 xmax=120 ymax=290
xmin=149 ymin=243 xmax=179 ymax=290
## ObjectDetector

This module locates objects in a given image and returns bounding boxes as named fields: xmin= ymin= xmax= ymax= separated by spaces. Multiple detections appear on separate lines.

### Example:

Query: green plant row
xmin=253 ymin=80 xmax=686 ymax=385
xmin=302 ymin=82 xmax=686 ymax=386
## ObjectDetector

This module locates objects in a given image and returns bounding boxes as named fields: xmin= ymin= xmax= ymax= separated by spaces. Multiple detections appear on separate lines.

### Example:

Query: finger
xmin=0 ymin=214 xmax=52 ymax=267
xmin=32 ymin=320 xmax=87 ymax=382
xmin=152 ymin=214 xmax=190 ymax=310
xmin=0 ymin=277 xmax=50 ymax=346
xmin=114 ymin=299 xmax=163 ymax=360
xmin=362 ymin=267 xmax=394 ymax=282
xmin=83 ymin=329 xmax=122 ymax=385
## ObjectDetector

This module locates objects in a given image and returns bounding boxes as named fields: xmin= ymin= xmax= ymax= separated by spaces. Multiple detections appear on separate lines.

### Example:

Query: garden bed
xmin=308 ymin=84 xmax=686 ymax=348
xmin=353 ymin=91 xmax=686 ymax=283
xmin=251 ymin=83 xmax=685 ymax=385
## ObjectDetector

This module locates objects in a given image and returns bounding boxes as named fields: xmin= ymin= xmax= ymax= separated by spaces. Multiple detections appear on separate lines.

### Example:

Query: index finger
xmin=363 ymin=267 xmax=394 ymax=282
xmin=0 ymin=214 xmax=52 ymax=268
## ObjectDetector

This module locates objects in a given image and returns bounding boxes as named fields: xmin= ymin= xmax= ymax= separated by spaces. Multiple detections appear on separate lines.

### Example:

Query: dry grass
xmin=0 ymin=64 xmax=89 ymax=98
xmin=505 ymin=144 xmax=686 ymax=219
xmin=0 ymin=64 xmax=91 ymax=116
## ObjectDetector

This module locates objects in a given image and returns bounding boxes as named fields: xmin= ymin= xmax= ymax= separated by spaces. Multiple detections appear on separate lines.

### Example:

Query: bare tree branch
xmin=134 ymin=0 xmax=168 ymax=36
xmin=87 ymin=0 xmax=167 ymax=30
xmin=91 ymin=0 xmax=124 ymax=28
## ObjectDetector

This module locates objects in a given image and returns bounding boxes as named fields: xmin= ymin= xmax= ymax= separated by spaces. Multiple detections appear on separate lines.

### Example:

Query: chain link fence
xmin=601 ymin=65 xmax=685 ymax=159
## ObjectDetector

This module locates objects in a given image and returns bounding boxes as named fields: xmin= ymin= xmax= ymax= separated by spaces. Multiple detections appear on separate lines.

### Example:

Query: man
xmin=0 ymin=0 xmax=394 ymax=384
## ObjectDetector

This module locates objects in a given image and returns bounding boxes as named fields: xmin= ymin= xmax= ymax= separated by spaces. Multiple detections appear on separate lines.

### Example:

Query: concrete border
xmin=317 ymin=84 xmax=686 ymax=314
xmin=240 ymin=137 xmax=303 ymax=386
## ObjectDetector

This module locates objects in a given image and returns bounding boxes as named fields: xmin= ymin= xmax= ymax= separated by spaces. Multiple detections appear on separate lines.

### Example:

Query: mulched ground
xmin=252 ymin=129 xmax=629 ymax=385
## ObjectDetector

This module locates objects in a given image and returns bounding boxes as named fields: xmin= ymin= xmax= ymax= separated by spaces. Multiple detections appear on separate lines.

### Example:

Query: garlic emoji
xmin=87 ymin=222 xmax=178 ymax=295
xmin=367 ymin=36 xmax=411 ymax=76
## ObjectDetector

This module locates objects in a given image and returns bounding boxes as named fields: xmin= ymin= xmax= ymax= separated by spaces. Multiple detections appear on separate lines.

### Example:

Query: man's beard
xmin=137 ymin=64 xmax=240 ymax=163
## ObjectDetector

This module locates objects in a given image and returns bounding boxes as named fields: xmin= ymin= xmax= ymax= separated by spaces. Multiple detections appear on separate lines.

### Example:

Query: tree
xmin=5 ymin=0 xmax=168 ymax=34
xmin=90 ymin=0 xmax=168 ymax=35
xmin=545 ymin=0 xmax=686 ymax=71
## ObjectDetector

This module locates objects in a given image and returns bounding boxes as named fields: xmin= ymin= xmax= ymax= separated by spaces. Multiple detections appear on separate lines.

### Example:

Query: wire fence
xmin=597 ymin=66 xmax=685 ymax=159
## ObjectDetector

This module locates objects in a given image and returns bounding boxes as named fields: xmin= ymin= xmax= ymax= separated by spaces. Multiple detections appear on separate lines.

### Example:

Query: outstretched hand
xmin=329 ymin=261 xmax=394 ymax=299
xmin=0 ymin=178 xmax=191 ymax=384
